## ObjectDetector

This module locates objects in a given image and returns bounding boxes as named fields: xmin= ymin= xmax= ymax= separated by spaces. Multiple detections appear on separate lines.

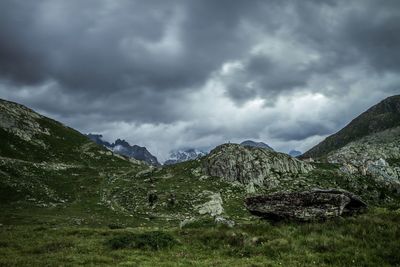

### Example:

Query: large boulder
xmin=245 ymin=189 xmax=367 ymax=221
xmin=203 ymin=144 xmax=313 ymax=188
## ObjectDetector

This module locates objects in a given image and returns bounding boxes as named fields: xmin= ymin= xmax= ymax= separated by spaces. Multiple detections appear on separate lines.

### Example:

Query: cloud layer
xmin=0 ymin=0 xmax=399 ymax=161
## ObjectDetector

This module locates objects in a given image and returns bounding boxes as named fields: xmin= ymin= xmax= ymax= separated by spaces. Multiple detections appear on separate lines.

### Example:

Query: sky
xmin=0 ymin=0 xmax=399 ymax=162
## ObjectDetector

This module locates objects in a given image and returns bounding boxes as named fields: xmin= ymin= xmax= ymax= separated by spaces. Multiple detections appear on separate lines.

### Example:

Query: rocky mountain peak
xmin=114 ymin=139 xmax=130 ymax=147
xmin=240 ymin=140 xmax=274 ymax=151
xmin=87 ymin=134 xmax=160 ymax=166
xmin=164 ymin=148 xmax=207 ymax=165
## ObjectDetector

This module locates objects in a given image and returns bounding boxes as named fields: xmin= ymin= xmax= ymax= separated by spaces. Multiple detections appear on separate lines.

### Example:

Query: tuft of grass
xmin=30 ymin=240 xmax=74 ymax=254
xmin=106 ymin=231 xmax=178 ymax=250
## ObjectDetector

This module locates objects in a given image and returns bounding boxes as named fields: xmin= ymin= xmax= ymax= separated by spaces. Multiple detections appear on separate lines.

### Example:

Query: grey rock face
xmin=196 ymin=191 xmax=224 ymax=217
xmin=203 ymin=144 xmax=313 ymax=189
xmin=245 ymin=189 xmax=367 ymax=221
xmin=0 ymin=99 xmax=50 ymax=144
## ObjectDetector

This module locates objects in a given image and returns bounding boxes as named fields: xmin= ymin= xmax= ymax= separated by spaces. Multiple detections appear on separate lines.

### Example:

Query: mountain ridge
xmin=87 ymin=134 xmax=160 ymax=166
xmin=302 ymin=95 xmax=400 ymax=159
xmin=164 ymin=148 xmax=207 ymax=165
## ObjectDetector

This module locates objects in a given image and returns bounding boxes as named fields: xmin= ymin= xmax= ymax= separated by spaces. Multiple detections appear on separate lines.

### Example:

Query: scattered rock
xmin=197 ymin=192 xmax=224 ymax=216
xmin=245 ymin=189 xmax=367 ymax=221
xmin=214 ymin=216 xmax=235 ymax=227
xmin=179 ymin=218 xmax=196 ymax=229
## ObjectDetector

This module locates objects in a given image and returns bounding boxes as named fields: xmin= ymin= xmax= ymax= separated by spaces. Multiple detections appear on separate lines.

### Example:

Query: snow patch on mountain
xmin=164 ymin=148 xmax=208 ymax=165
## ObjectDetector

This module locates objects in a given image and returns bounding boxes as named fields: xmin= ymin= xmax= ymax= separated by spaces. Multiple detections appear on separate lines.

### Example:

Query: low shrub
xmin=31 ymin=241 xmax=74 ymax=254
xmin=108 ymin=223 xmax=125 ymax=230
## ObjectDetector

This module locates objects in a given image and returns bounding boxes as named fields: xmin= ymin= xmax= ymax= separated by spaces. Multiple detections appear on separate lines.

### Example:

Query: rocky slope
xmin=301 ymin=95 xmax=400 ymax=192
xmin=164 ymin=148 xmax=207 ymax=165
xmin=326 ymin=127 xmax=400 ymax=191
xmin=87 ymin=134 xmax=160 ymax=166
xmin=240 ymin=140 xmax=274 ymax=151
xmin=302 ymin=95 xmax=400 ymax=159
xmin=203 ymin=144 xmax=313 ymax=192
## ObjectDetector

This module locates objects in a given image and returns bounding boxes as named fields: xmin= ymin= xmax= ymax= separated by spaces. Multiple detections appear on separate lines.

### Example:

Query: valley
xmin=0 ymin=96 xmax=399 ymax=266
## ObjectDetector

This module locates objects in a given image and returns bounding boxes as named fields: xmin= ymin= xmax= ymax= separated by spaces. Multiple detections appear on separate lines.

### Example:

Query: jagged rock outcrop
xmin=203 ymin=144 xmax=313 ymax=189
xmin=87 ymin=134 xmax=160 ymax=166
xmin=245 ymin=189 xmax=367 ymax=221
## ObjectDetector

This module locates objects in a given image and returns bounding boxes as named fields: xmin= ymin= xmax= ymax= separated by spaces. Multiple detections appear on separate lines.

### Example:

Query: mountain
xmin=289 ymin=150 xmax=302 ymax=157
xmin=302 ymin=95 xmax=400 ymax=159
xmin=240 ymin=140 xmax=274 ymax=151
xmin=164 ymin=148 xmax=207 ymax=165
xmin=0 ymin=98 xmax=144 ymax=206
xmin=113 ymin=139 xmax=160 ymax=166
xmin=302 ymin=95 xmax=400 ymax=190
xmin=87 ymin=134 xmax=160 ymax=166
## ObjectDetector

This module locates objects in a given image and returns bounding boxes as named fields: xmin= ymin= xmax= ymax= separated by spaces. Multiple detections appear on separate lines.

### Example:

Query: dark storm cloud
xmin=224 ymin=0 xmax=400 ymax=103
xmin=268 ymin=121 xmax=334 ymax=141
xmin=0 ymin=0 xmax=262 ymax=94
xmin=0 ymin=0 xmax=399 ymax=157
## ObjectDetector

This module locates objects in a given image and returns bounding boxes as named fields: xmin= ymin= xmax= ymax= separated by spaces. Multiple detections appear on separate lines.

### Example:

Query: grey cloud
xmin=0 ymin=0 xmax=399 ymax=158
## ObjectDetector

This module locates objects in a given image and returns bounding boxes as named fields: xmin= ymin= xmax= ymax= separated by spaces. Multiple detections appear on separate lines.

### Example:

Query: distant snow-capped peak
xmin=164 ymin=148 xmax=207 ymax=165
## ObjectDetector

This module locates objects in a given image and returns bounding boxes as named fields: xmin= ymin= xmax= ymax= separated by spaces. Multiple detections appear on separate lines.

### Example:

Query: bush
xmin=31 ymin=241 xmax=74 ymax=254
xmin=106 ymin=231 xmax=178 ymax=250
xmin=108 ymin=223 xmax=125 ymax=230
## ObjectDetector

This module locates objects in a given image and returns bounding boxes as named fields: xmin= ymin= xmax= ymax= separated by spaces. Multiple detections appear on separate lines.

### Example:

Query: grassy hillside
xmin=0 ymin=99 xmax=147 ymax=215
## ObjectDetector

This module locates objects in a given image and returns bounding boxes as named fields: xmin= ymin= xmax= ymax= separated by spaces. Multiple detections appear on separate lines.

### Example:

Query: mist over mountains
xmin=87 ymin=134 xmax=160 ymax=166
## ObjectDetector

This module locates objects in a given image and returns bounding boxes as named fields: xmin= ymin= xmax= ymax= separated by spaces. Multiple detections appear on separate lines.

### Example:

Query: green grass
xmin=0 ymin=208 xmax=398 ymax=266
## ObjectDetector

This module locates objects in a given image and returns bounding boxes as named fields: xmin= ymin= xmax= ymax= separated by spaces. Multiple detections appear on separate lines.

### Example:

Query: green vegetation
xmin=106 ymin=231 xmax=178 ymax=250
xmin=0 ymin=208 xmax=399 ymax=266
